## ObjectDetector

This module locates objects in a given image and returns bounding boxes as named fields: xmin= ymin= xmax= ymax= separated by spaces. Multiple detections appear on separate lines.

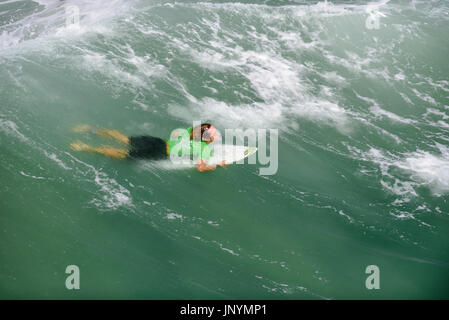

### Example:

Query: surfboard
xmin=153 ymin=144 xmax=257 ymax=170
xmin=207 ymin=144 xmax=258 ymax=166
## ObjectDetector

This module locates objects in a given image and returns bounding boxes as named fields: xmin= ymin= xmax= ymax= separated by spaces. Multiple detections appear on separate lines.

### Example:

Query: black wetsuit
xmin=128 ymin=136 xmax=167 ymax=159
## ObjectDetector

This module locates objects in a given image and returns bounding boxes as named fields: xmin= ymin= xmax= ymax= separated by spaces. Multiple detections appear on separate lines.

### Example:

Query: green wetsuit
xmin=166 ymin=127 xmax=212 ymax=161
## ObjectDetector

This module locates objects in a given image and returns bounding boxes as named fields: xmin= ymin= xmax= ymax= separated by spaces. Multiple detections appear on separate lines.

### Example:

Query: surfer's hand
xmin=218 ymin=160 xmax=226 ymax=168
xmin=197 ymin=160 xmax=216 ymax=172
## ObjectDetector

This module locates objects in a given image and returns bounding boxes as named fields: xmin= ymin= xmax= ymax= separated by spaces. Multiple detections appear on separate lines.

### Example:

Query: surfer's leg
xmin=95 ymin=129 xmax=130 ymax=144
xmin=89 ymin=145 xmax=128 ymax=159
xmin=70 ymin=141 xmax=128 ymax=159
xmin=72 ymin=125 xmax=130 ymax=144
xmin=72 ymin=124 xmax=93 ymax=133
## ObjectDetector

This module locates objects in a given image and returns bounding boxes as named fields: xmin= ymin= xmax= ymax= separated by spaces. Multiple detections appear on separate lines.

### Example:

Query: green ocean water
xmin=1 ymin=0 xmax=449 ymax=299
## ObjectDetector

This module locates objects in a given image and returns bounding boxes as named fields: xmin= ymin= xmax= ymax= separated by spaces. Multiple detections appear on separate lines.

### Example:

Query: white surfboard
xmin=207 ymin=144 xmax=258 ymax=166
xmin=151 ymin=144 xmax=257 ymax=170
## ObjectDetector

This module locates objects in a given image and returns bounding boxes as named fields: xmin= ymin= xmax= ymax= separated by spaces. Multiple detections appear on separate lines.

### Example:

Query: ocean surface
xmin=1 ymin=0 xmax=448 ymax=299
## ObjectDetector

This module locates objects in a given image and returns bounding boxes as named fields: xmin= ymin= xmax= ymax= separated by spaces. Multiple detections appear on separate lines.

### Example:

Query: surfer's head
xmin=191 ymin=123 xmax=221 ymax=144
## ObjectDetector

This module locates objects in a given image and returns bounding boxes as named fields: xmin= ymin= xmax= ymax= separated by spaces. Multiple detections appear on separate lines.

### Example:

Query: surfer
xmin=70 ymin=123 xmax=226 ymax=172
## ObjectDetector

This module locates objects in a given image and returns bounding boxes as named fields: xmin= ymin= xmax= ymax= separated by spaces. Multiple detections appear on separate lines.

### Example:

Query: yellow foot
xmin=70 ymin=141 xmax=90 ymax=151
xmin=72 ymin=124 xmax=92 ymax=133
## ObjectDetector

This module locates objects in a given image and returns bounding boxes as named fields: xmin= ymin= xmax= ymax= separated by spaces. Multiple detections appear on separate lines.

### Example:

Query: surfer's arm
xmin=197 ymin=160 xmax=216 ymax=172
xmin=197 ymin=160 xmax=226 ymax=172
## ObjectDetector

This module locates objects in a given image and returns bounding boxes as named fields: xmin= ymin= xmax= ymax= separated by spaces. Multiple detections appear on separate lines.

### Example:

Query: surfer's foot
xmin=72 ymin=124 xmax=92 ymax=133
xmin=73 ymin=125 xmax=129 ymax=144
xmin=70 ymin=140 xmax=90 ymax=151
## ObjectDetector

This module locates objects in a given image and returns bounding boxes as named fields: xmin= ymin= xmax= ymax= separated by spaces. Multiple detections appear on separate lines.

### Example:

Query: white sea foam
xmin=43 ymin=151 xmax=72 ymax=170
xmin=354 ymin=93 xmax=418 ymax=125
xmin=0 ymin=117 xmax=77 ymax=173
xmin=161 ymin=1 xmax=406 ymax=132
xmin=166 ymin=212 xmax=183 ymax=220
xmin=67 ymin=153 xmax=133 ymax=210
xmin=357 ymin=145 xmax=449 ymax=197
xmin=370 ymin=104 xmax=416 ymax=124
xmin=321 ymin=71 xmax=347 ymax=85
xmin=0 ymin=118 xmax=29 ymax=141
xmin=0 ymin=0 xmax=133 ymax=53
xmin=412 ymin=88 xmax=438 ymax=106
xmin=167 ymin=33 xmax=348 ymax=130
xmin=78 ymin=43 xmax=166 ymax=95
xmin=19 ymin=171 xmax=46 ymax=180
xmin=399 ymin=92 xmax=414 ymax=105
xmin=81 ymin=52 xmax=145 ymax=89
xmin=92 ymin=171 xmax=133 ymax=210
xmin=396 ymin=149 xmax=449 ymax=197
